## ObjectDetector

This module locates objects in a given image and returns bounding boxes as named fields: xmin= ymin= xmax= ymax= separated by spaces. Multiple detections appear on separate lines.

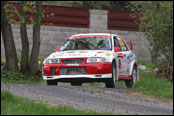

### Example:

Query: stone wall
xmin=1 ymin=9 xmax=151 ymax=61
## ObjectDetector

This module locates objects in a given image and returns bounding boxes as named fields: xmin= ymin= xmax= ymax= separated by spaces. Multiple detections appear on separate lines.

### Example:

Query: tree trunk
xmin=20 ymin=1 xmax=29 ymax=73
xmin=29 ymin=1 xmax=42 ymax=75
xmin=1 ymin=1 xmax=19 ymax=72
xmin=151 ymin=47 xmax=158 ymax=65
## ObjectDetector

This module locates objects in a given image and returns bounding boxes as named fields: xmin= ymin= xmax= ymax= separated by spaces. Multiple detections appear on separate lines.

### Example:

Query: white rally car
xmin=42 ymin=33 xmax=139 ymax=88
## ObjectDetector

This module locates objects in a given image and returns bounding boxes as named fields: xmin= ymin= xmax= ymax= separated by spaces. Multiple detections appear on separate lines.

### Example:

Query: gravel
xmin=1 ymin=83 xmax=173 ymax=115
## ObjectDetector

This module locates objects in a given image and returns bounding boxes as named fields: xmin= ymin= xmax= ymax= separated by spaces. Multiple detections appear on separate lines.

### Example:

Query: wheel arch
xmin=129 ymin=61 xmax=139 ymax=82
xmin=129 ymin=61 xmax=138 ymax=75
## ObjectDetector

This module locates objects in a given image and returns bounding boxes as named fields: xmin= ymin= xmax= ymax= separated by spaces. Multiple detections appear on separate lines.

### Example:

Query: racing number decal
xmin=118 ymin=38 xmax=125 ymax=46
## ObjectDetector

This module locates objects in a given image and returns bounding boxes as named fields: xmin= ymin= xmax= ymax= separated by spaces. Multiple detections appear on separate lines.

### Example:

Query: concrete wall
xmin=1 ymin=9 xmax=151 ymax=61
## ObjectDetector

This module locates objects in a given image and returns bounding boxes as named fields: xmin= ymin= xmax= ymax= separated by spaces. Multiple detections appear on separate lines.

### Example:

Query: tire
xmin=71 ymin=82 xmax=82 ymax=86
xmin=105 ymin=62 xmax=117 ymax=88
xmin=125 ymin=66 xmax=137 ymax=88
xmin=47 ymin=80 xmax=57 ymax=85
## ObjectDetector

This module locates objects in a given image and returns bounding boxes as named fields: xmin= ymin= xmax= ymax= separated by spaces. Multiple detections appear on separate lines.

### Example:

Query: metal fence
xmin=10 ymin=3 xmax=140 ymax=31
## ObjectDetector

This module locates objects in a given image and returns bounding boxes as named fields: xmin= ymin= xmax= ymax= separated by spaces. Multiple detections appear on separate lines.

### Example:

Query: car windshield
xmin=60 ymin=37 xmax=112 ymax=51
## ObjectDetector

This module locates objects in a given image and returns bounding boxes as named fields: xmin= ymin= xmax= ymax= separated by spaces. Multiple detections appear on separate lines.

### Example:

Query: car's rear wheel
xmin=105 ymin=62 xmax=117 ymax=88
xmin=125 ymin=66 xmax=137 ymax=88
xmin=47 ymin=80 xmax=58 ymax=85
xmin=71 ymin=82 xmax=82 ymax=86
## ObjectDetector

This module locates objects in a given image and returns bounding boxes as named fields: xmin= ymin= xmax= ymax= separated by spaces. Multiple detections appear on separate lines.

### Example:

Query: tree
xmin=43 ymin=1 xmax=131 ymax=11
xmin=2 ymin=1 xmax=43 ymax=76
xmin=130 ymin=1 xmax=173 ymax=81
xmin=29 ymin=1 xmax=42 ymax=75
xmin=109 ymin=1 xmax=131 ymax=11
xmin=20 ymin=1 xmax=29 ymax=73
xmin=1 ymin=1 xmax=19 ymax=71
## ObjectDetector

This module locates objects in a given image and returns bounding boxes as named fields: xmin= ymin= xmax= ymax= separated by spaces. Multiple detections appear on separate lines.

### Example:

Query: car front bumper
xmin=42 ymin=62 xmax=112 ymax=81
xmin=43 ymin=74 xmax=112 ymax=80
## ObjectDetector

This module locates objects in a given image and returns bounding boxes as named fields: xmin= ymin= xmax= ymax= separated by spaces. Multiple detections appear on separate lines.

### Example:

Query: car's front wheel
xmin=47 ymin=80 xmax=58 ymax=85
xmin=105 ymin=62 xmax=117 ymax=88
xmin=125 ymin=66 xmax=137 ymax=88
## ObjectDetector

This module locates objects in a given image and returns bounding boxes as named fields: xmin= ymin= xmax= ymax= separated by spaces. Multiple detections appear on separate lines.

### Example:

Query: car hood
xmin=47 ymin=50 xmax=112 ymax=59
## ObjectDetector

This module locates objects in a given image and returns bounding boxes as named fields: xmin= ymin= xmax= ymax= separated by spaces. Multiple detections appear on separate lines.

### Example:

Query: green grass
xmin=133 ymin=60 xmax=173 ymax=100
xmin=132 ymin=70 xmax=173 ymax=100
xmin=1 ymin=90 xmax=112 ymax=115
xmin=1 ymin=71 xmax=44 ymax=84
xmin=137 ymin=59 xmax=155 ymax=72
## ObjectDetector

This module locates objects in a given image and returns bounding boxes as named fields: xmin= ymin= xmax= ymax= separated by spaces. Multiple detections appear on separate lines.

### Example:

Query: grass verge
xmin=1 ymin=90 xmax=112 ymax=115
xmin=131 ymin=60 xmax=173 ymax=101
xmin=132 ymin=70 xmax=173 ymax=101
xmin=1 ymin=71 xmax=44 ymax=84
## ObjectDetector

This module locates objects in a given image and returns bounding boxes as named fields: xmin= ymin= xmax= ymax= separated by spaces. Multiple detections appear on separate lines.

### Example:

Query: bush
xmin=130 ymin=1 xmax=173 ymax=81
xmin=1 ymin=71 xmax=42 ymax=84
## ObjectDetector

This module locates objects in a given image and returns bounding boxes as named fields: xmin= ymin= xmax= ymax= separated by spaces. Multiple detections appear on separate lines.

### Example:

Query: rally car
xmin=42 ymin=33 xmax=139 ymax=88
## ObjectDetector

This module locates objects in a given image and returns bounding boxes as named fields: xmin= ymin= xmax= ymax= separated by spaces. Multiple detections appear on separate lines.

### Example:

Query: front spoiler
xmin=43 ymin=74 xmax=112 ymax=80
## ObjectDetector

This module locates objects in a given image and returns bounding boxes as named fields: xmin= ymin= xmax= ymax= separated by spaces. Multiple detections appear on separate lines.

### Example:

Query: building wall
xmin=1 ymin=9 xmax=151 ymax=61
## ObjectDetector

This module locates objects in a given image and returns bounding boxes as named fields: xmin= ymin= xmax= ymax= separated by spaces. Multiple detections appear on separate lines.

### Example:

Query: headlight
xmin=87 ymin=58 xmax=105 ymax=63
xmin=45 ymin=59 xmax=60 ymax=64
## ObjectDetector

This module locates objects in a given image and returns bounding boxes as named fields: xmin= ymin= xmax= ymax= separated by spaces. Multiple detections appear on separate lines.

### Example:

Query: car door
xmin=116 ymin=36 xmax=132 ymax=75
xmin=113 ymin=36 xmax=124 ymax=74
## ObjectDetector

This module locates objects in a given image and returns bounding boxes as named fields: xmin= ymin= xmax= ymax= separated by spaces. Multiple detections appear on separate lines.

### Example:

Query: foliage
xmin=1 ymin=90 xmax=112 ymax=115
xmin=1 ymin=71 xmax=42 ymax=84
xmin=132 ymin=60 xmax=173 ymax=100
xmin=137 ymin=59 xmax=155 ymax=72
xmin=133 ymin=70 xmax=173 ymax=100
xmin=1 ymin=55 xmax=47 ymax=72
xmin=43 ymin=1 xmax=131 ymax=11
xmin=129 ymin=1 xmax=173 ymax=81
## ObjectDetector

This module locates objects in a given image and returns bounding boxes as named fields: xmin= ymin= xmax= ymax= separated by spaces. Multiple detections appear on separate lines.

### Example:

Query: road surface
xmin=1 ymin=83 xmax=173 ymax=115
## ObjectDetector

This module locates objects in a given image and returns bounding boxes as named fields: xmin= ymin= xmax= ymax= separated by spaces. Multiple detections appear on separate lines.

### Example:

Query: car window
xmin=122 ymin=39 xmax=130 ymax=51
xmin=117 ymin=37 xmax=129 ymax=51
xmin=113 ymin=36 xmax=122 ymax=51
xmin=60 ymin=37 xmax=112 ymax=51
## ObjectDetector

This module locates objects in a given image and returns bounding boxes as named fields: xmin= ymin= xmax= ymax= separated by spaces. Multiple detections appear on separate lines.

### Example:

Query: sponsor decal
xmin=116 ymin=53 xmax=119 ymax=57
xmin=95 ymin=51 xmax=104 ymax=56
xmin=128 ymin=59 xmax=131 ymax=64
xmin=127 ymin=52 xmax=134 ymax=60
xmin=70 ymin=35 xmax=111 ymax=39
xmin=96 ymin=51 xmax=104 ymax=53
xmin=106 ymin=52 xmax=111 ymax=56
xmin=68 ymin=53 xmax=87 ymax=56
xmin=128 ymin=57 xmax=136 ymax=64
xmin=66 ymin=64 xmax=79 ymax=66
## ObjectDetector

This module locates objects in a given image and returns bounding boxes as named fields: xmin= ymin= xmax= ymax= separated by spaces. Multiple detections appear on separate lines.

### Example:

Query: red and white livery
xmin=42 ymin=33 xmax=139 ymax=88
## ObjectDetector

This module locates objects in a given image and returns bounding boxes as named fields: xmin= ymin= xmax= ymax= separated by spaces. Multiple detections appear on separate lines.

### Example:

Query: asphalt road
xmin=1 ymin=83 xmax=173 ymax=115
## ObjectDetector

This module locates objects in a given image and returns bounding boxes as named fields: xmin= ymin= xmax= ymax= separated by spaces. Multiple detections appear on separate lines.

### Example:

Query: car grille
xmin=62 ymin=59 xmax=85 ymax=64
xmin=60 ymin=67 xmax=86 ymax=75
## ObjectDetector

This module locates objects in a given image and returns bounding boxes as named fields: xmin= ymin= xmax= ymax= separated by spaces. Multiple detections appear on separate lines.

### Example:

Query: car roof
xmin=71 ymin=33 xmax=110 ymax=36
xmin=70 ymin=33 xmax=123 ymax=38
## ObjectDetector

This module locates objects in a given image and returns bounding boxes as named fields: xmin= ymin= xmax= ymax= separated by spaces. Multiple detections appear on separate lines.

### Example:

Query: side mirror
xmin=55 ymin=48 xmax=59 ymax=52
xmin=114 ymin=47 xmax=120 ymax=52
xmin=126 ymin=41 xmax=133 ymax=50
